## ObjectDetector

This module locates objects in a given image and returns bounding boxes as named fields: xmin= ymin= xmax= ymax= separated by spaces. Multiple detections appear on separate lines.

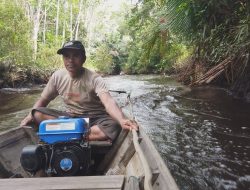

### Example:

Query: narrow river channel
xmin=0 ymin=75 xmax=249 ymax=190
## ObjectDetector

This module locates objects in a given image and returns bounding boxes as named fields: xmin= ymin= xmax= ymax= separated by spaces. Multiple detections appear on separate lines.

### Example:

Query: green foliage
xmin=120 ymin=0 xmax=250 ymax=82
xmin=189 ymin=1 xmax=249 ymax=57
xmin=119 ymin=0 xmax=189 ymax=74
xmin=87 ymin=44 xmax=113 ymax=74
xmin=36 ymin=44 xmax=63 ymax=70
xmin=154 ymin=0 xmax=250 ymax=86
xmin=123 ymin=45 xmax=141 ymax=74
xmin=0 ymin=0 xmax=103 ymax=86
xmin=0 ymin=1 xmax=32 ymax=67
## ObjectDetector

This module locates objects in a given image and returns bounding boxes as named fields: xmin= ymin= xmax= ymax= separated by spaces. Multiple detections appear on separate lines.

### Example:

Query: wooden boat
xmin=0 ymin=125 xmax=179 ymax=190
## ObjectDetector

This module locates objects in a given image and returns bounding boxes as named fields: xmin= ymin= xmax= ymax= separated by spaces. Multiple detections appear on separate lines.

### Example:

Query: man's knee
xmin=88 ymin=125 xmax=109 ymax=141
xmin=32 ymin=110 xmax=56 ymax=124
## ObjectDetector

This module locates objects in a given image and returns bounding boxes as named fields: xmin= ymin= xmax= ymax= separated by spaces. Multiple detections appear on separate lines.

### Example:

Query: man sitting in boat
xmin=20 ymin=40 xmax=138 ymax=141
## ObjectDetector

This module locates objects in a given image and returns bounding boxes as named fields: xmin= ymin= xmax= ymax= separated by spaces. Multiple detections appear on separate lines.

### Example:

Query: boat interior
xmin=0 ymin=126 xmax=178 ymax=190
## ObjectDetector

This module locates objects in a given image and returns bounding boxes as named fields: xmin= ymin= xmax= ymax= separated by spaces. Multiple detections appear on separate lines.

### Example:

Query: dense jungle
xmin=0 ymin=0 xmax=249 ymax=102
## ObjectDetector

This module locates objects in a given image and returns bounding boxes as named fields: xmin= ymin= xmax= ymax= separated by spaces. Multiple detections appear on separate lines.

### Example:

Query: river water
xmin=0 ymin=75 xmax=250 ymax=190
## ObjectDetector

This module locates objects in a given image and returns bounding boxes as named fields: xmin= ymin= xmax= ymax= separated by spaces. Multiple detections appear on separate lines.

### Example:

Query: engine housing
xmin=20 ymin=118 xmax=91 ymax=176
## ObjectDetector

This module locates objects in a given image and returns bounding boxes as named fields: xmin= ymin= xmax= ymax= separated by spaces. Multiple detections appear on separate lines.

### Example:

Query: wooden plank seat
xmin=0 ymin=175 xmax=124 ymax=190
xmin=89 ymin=141 xmax=112 ymax=147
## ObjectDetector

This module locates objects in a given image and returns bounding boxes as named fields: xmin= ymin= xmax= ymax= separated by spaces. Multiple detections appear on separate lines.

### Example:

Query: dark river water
xmin=0 ymin=75 xmax=250 ymax=190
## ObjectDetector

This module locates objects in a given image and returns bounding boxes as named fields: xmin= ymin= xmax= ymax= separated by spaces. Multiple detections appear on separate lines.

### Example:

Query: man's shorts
xmin=32 ymin=107 xmax=121 ymax=141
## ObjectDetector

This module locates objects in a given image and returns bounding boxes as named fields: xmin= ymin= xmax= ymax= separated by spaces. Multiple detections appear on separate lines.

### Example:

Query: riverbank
xmin=0 ymin=64 xmax=54 ymax=89
xmin=1 ymin=62 xmax=250 ymax=103
xmin=175 ymin=60 xmax=250 ymax=103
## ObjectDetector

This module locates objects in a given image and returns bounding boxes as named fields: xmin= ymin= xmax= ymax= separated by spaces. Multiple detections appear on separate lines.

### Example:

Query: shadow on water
xmin=0 ymin=75 xmax=250 ymax=189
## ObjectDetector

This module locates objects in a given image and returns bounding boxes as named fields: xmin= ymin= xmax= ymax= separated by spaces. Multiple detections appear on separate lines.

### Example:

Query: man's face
xmin=62 ymin=49 xmax=85 ymax=74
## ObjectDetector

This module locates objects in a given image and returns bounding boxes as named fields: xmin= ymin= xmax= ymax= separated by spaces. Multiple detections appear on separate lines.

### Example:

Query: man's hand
xmin=120 ymin=119 xmax=139 ymax=131
xmin=99 ymin=92 xmax=139 ymax=131
xmin=20 ymin=97 xmax=50 ymax=127
xmin=20 ymin=114 xmax=33 ymax=127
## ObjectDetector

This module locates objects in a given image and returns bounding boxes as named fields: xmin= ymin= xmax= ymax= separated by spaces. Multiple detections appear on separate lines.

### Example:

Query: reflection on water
xmin=0 ymin=75 xmax=250 ymax=189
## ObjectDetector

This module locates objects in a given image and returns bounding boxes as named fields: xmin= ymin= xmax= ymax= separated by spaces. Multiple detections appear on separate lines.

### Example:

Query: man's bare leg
xmin=88 ymin=125 xmax=109 ymax=141
xmin=33 ymin=111 xmax=57 ymax=125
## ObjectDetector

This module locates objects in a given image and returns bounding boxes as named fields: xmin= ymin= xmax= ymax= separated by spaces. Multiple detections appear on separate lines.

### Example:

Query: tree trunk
xmin=55 ymin=0 xmax=60 ymax=40
xmin=62 ymin=0 xmax=67 ymax=45
xmin=74 ymin=0 xmax=83 ymax=40
xmin=22 ymin=1 xmax=32 ymax=22
xmin=70 ymin=2 xmax=73 ymax=40
xmin=32 ymin=0 xmax=42 ymax=60
xmin=43 ymin=5 xmax=47 ymax=44
xmin=85 ymin=3 xmax=95 ymax=46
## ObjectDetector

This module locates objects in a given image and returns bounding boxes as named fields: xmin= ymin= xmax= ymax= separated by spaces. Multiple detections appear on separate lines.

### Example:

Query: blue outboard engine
xmin=20 ymin=117 xmax=91 ymax=176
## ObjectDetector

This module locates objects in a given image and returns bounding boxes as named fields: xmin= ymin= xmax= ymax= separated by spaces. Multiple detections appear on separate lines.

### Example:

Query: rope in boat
xmin=127 ymin=93 xmax=153 ymax=190
xmin=132 ymin=129 xmax=153 ymax=190
xmin=110 ymin=89 xmax=154 ymax=189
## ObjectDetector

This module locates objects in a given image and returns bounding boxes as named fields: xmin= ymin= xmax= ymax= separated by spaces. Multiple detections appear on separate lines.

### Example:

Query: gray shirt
xmin=41 ymin=68 xmax=109 ymax=116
